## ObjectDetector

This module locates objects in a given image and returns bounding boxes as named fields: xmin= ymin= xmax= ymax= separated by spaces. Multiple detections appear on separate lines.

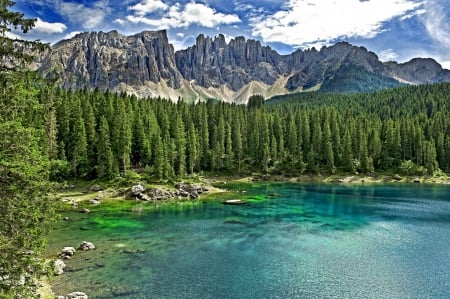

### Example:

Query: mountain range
xmin=37 ymin=30 xmax=450 ymax=103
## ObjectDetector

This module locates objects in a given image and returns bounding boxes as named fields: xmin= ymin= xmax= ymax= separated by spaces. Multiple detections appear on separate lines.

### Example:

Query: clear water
xmin=46 ymin=183 xmax=450 ymax=298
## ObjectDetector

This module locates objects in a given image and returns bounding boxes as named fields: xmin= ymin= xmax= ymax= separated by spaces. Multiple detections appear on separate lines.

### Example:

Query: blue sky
xmin=12 ymin=0 xmax=450 ymax=69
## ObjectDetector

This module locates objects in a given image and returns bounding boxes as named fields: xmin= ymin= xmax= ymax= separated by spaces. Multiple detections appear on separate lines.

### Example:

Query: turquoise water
xmin=47 ymin=183 xmax=450 ymax=298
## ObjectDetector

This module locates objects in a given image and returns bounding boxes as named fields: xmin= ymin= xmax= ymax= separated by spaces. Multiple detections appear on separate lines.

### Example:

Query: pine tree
xmin=96 ymin=116 xmax=114 ymax=178
xmin=232 ymin=113 xmax=243 ymax=173
xmin=186 ymin=119 xmax=199 ymax=174
xmin=342 ymin=127 xmax=355 ymax=173
xmin=0 ymin=3 xmax=55 ymax=296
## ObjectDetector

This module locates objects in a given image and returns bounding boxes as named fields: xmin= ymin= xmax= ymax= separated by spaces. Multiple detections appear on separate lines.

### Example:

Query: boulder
xmin=67 ymin=292 xmax=88 ymax=299
xmin=393 ymin=174 xmax=402 ymax=181
xmin=89 ymin=199 xmax=101 ymax=205
xmin=53 ymin=259 xmax=66 ymax=275
xmin=224 ymin=199 xmax=246 ymax=205
xmin=131 ymin=184 xmax=145 ymax=195
xmin=89 ymin=184 xmax=103 ymax=192
xmin=59 ymin=247 xmax=76 ymax=259
xmin=95 ymin=191 xmax=105 ymax=200
xmin=80 ymin=208 xmax=90 ymax=214
xmin=79 ymin=241 xmax=95 ymax=251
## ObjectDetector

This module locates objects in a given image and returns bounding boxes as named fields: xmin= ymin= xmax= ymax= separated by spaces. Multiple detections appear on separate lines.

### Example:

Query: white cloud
xmin=379 ymin=48 xmax=398 ymax=61
xmin=127 ymin=1 xmax=241 ymax=29
xmin=59 ymin=1 xmax=110 ymax=30
xmin=34 ymin=17 xmax=67 ymax=34
xmin=5 ymin=31 xmax=22 ymax=40
xmin=114 ymin=18 xmax=126 ymax=25
xmin=250 ymin=0 xmax=423 ymax=47
xmin=421 ymin=0 xmax=450 ymax=51
xmin=128 ymin=0 xmax=168 ymax=16
xmin=400 ymin=8 xmax=426 ymax=20
xmin=440 ymin=61 xmax=450 ymax=70
xmin=63 ymin=31 xmax=82 ymax=40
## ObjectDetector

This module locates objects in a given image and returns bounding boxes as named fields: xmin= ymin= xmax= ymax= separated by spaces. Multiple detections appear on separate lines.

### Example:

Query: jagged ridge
xmin=38 ymin=30 xmax=450 ymax=102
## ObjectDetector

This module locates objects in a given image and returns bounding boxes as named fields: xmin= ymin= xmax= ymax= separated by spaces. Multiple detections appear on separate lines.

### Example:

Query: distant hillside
xmin=37 ymin=30 xmax=450 ymax=102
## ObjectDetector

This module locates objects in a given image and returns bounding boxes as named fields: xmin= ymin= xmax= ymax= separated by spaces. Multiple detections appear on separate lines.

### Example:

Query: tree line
xmin=49 ymin=84 xmax=450 ymax=181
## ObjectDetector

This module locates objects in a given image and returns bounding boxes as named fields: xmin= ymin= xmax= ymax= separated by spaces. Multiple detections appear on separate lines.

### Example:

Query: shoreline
xmin=37 ymin=172 xmax=449 ymax=297
xmin=229 ymin=173 xmax=450 ymax=185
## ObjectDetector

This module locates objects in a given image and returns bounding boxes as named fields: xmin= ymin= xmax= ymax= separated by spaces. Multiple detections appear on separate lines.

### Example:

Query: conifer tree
xmin=0 ymin=2 xmax=55 ymax=296
xmin=96 ymin=116 xmax=114 ymax=178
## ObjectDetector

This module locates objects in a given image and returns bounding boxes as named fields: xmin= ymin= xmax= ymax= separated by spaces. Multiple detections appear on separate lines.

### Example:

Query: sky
xmin=11 ymin=0 xmax=450 ymax=69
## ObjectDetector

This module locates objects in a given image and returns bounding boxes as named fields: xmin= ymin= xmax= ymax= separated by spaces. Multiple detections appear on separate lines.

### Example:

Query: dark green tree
xmin=0 ymin=2 xmax=54 ymax=296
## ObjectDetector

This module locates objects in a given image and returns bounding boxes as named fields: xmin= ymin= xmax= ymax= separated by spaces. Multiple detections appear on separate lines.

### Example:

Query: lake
xmin=47 ymin=183 xmax=450 ymax=298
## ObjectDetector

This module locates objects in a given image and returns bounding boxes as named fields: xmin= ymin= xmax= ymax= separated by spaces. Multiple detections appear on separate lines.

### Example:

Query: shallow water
xmin=47 ymin=183 xmax=450 ymax=298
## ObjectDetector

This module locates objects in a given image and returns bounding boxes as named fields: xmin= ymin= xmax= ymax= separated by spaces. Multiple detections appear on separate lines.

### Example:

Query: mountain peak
xmin=39 ymin=30 xmax=450 ymax=102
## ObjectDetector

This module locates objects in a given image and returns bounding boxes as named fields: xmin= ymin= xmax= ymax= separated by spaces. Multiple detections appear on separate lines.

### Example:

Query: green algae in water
xmin=48 ymin=183 xmax=450 ymax=299
xmin=92 ymin=216 xmax=144 ymax=229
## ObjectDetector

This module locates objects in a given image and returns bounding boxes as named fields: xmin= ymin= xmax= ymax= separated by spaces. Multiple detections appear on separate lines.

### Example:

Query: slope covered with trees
xmin=50 ymin=84 xmax=450 ymax=181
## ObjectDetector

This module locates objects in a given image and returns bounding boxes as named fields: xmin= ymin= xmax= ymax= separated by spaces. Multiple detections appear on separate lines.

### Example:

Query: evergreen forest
xmin=49 ymin=83 xmax=450 ymax=181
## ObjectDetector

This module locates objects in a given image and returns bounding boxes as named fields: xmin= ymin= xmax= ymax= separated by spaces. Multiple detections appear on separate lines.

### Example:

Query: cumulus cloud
xmin=127 ymin=1 xmax=241 ymax=29
xmin=128 ymin=0 xmax=168 ymax=16
xmin=34 ymin=17 xmax=67 ymax=33
xmin=59 ymin=1 xmax=110 ymax=30
xmin=250 ymin=0 xmax=423 ymax=47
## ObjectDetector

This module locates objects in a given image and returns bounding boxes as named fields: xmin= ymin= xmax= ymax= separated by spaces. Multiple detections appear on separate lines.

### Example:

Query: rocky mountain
xmin=38 ymin=30 xmax=450 ymax=102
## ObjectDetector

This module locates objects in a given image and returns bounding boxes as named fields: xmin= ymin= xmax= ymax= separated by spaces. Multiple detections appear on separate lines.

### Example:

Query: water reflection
xmin=47 ymin=183 xmax=450 ymax=299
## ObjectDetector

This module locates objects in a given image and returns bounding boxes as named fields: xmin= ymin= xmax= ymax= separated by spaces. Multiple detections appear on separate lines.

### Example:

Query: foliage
xmin=320 ymin=64 xmax=402 ymax=93
xmin=0 ymin=2 xmax=54 ymax=297
xmin=47 ymin=83 xmax=450 ymax=181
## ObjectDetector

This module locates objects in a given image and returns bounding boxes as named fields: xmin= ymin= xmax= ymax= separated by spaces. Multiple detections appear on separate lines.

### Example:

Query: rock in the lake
xmin=67 ymin=291 xmax=89 ymax=299
xmin=53 ymin=259 xmax=66 ymax=275
xmin=59 ymin=247 xmax=76 ymax=259
xmin=224 ymin=199 xmax=246 ymax=205
xmin=80 ymin=208 xmax=90 ymax=214
xmin=79 ymin=241 xmax=95 ymax=251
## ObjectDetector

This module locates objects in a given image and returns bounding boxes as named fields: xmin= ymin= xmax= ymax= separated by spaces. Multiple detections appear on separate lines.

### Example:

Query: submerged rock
xmin=223 ymin=199 xmax=246 ymax=205
xmin=79 ymin=241 xmax=95 ymax=251
xmin=66 ymin=291 xmax=88 ymax=299
xmin=59 ymin=247 xmax=76 ymax=259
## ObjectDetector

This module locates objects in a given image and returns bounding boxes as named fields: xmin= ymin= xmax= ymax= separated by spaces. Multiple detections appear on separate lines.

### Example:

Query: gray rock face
xmin=38 ymin=31 xmax=450 ymax=100
xmin=40 ymin=30 xmax=182 ymax=91
xmin=385 ymin=58 xmax=450 ymax=84
xmin=175 ymin=34 xmax=283 ymax=91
